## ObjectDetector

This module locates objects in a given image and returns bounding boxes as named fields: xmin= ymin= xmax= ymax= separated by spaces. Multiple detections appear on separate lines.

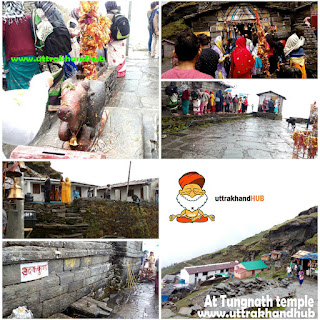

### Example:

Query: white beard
xmin=176 ymin=193 xmax=208 ymax=212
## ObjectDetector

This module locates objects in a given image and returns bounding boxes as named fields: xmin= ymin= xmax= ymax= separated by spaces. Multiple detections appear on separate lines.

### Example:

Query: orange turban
xmin=179 ymin=172 xmax=205 ymax=189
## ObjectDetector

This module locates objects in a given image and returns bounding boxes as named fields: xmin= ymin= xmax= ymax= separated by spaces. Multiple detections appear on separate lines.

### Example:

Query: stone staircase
xmin=24 ymin=203 xmax=89 ymax=238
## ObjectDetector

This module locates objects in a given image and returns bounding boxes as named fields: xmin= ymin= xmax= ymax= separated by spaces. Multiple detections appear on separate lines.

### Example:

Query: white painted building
xmin=180 ymin=261 xmax=238 ymax=284
xmin=22 ymin=177 xmax=98 ymax=202
xmin=97 ymin=179 xmax=159 ymax=203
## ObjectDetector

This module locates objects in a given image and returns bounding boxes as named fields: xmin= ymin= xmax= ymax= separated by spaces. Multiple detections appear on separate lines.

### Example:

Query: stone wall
xmin=3 ymin=199 xmax=158 ymax=239
xmin=187 ymin=3 xmax=293 ymax=40
xmin=3 ymin=241 xmax=142 ymax=318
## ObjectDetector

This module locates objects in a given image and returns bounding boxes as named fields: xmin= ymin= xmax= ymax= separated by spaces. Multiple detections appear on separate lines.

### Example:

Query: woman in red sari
xmin=231 ymin=36 xmax=255 ymax=78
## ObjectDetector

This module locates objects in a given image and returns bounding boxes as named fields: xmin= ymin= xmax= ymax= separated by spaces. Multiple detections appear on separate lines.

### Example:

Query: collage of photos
xmin=0 ymin=0 xmax=318 ymax=320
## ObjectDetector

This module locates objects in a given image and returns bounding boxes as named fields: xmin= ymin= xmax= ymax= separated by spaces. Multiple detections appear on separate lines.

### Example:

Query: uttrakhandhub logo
xmin=170 ymin=172 xmax=215 ymax=223
xmin=215 ymin=195 xmax=264 ymax=202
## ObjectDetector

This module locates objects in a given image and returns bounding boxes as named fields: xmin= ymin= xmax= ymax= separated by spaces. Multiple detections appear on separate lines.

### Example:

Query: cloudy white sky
xmin=221 ymin=80 xmax=318 ymax=119
xmin=55 ymin=0 xmax=152 ymax=50
xmin=50 ymin=160 xmax=158 ymax=186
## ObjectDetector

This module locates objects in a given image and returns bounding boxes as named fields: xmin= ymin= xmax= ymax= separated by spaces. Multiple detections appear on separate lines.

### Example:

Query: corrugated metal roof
xmin=184 ymin=261 xmax=237 ymax=275
xmin=23 ymin=177 xmax=97 ymax=188
xmin=240 ymin=260 xmax=268 ymax=271
xmin=98 ymin=178 xmax=158 ymax=190
xmin=292 ymin=250 xmax=311 ymax=259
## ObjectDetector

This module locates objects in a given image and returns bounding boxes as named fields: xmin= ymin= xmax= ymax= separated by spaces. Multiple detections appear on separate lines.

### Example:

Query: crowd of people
xmin=162 ymin=24 xmax=308 ymax=79
xmin=164 ymin=82 xmax=249 ymax=116
xmin=2 ymin=1 xmax=130 ymax=110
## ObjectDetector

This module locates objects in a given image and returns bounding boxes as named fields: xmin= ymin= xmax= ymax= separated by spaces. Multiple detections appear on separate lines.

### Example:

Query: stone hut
xmin=256 ymin=90 xmax=286 ymax=120
xmin=162 ymin=39 xmax=175 ymax=59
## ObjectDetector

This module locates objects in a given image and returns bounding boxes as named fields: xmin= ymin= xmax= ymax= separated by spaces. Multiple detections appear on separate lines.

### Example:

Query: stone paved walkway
xmin=101 ymin=50 xmax=159 ymax=159
xmin=162 ymin=118 xmax=315 ymax=159
xmin=109 ymin=282 xmax=159 ymax=319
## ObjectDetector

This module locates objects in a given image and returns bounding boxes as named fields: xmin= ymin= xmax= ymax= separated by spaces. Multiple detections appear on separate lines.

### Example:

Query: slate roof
xmin=184 ymin=261 xmax=237 ymax=275
xmin=256 ymin=91 xmax=287 ymax=100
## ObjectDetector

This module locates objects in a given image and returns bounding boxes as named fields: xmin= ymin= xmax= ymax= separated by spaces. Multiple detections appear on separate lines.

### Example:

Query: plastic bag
xmin=8 ymin=306 xmax=33 ymax=319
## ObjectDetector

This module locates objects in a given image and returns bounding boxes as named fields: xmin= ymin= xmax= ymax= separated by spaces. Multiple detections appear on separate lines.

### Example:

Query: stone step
xmin=35 ymin=223 xmax=89 ymax=230
xmin=96 ymin=107 xmax=144 ymax=159
xmin=65 ymin=212 xmax=81 ymax=218
xmin=65 ymin=217 xmax=84 ymax=225
xmin=50 ymin=233 xmax=84 ymax=238
xmin=69 ymin=297 xmax=112 ymax=318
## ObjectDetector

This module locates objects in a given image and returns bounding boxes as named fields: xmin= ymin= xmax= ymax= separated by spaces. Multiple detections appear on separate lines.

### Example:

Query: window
xmin=203 ymin=272 xmax=208 ymax=276
xmin=128 ymin=189 xmax=134 ymax=197
xmin=195 ymin=273 xmax=198 ymax=277
xmin=33 ymin=184 xmax=40 ymax=194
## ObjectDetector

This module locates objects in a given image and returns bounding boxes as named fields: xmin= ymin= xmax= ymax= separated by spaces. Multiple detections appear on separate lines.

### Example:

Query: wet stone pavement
xmin=162 ymin=118 xmax=314 ymax=159
xmin=101 ymin=50 xmax=159 ymax=159
xmin=108 ymin=282 xmax=158 ymax=319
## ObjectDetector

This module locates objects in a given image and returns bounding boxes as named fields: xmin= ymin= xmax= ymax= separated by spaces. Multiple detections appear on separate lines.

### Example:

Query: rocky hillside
xmin=163 ymin=206 xmax=317 ymax=276
xmin=25 ymin=162 xmax=62 ymax=180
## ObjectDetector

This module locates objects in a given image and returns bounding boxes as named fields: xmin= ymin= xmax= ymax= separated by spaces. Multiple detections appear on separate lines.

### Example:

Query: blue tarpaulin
xmin=301 ymin=253 xmax=318 ymax=260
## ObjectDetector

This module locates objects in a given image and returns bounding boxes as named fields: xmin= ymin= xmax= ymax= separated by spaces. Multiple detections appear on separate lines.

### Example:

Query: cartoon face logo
xmin=170 ymin=172 xmax=215 ymax=223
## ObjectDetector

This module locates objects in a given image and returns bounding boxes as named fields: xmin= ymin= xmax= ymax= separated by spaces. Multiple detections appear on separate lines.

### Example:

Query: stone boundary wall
xmin=3 ymin=241 xmax=142 ymax=318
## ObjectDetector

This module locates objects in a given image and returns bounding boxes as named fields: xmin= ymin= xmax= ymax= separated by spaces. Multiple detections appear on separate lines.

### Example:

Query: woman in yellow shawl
xmin=211 ymin=36 xmax=230 ymax=79
xmin=210 ymin=91 xmax=215 ymax=113
xmin=61 ymin=177 xmax=71 ymax=204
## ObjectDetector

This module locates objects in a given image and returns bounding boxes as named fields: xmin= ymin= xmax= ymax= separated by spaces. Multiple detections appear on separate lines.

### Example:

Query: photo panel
xmin=3 ymin=160 xmax=159 ymax=239
xmin=161 ymin=1 xmax=317 ymax=80
xmin=2 ymin=0 xmax=160 ymax=160
xmin=2 ymin=239 xmax=159 ymax=319
xmin=160 ymin=160 xmax=318 ymax=319
xmin=161 ymin=80 xmax=318 ymax=159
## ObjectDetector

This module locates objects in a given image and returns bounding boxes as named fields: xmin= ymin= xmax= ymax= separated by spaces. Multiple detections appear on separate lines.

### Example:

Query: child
xmin=162 ymin=31 xmax=214 ymax=79
xmin=165 ymin=82 xmax=179 ymax=116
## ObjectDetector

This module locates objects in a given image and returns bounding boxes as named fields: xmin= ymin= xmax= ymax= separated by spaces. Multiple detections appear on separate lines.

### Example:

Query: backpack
xmin=215 ymin=96 xmax=220 ymax=102
xmin=165 ymin=85 xmax=175 ymax=96
xmin=111 ymin=14 xmax=130 ymax=40
xmin=191 ymin=90 xmax=198 ymax=100
xmin=32 ymin=8 xmax=71 ymax=57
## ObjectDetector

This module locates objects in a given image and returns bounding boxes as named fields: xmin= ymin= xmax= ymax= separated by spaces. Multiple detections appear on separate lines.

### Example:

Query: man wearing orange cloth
xmin=170 ymin=172 xmax=214 ymax=223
